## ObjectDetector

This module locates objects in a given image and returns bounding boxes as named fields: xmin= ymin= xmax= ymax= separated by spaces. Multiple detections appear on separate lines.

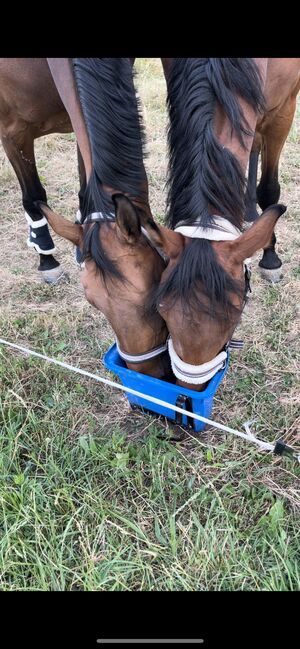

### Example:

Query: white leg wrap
xmin=25 ymin=211 xmax=47 ymax=228
xmin=27 ymin=239 xmax=57 ymax=255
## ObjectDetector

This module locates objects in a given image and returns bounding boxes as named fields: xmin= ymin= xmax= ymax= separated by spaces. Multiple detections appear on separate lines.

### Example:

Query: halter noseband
xmin=116 ymin=339 xmax=169 ymax=364
xmin=168 ymin=216 xmax=250 ymax=384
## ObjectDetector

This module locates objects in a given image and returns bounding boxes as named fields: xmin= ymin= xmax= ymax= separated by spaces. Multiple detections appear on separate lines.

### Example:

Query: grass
xmin=0 ymin=59 xmax=300 ymax=591
xmin=1 ymin=386 xmax=299 ymax=590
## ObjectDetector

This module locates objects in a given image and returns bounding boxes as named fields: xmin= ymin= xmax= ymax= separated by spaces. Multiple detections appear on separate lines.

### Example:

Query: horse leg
xmin=1 ymin=131 xmax=68 ymax=284
xmin=245 ymin=132 xmax=261 ymax=223
xmin=257 ymin=97 xmax=297 ymax=282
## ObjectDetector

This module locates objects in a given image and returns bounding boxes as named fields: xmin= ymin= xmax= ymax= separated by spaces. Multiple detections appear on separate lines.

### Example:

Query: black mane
xmin=166 ymin=58 xmax=265 ymax=230
xmin=72 ymin=58 xmax=148 ymax=280
xmin=72 ymin=58 xmax=147 ymax=221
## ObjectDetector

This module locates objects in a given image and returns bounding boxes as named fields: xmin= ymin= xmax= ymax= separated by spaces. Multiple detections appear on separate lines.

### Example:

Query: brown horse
xmin=0 ymin=58 xmax=77 ymax=282
xmin=1 ymin=58 xmax=298 ymax=389
xmin=1 ymin=58 xmax=297 ymax=285
xmin=0 ymin=58 xmax=170 ymax=285
xmin=35 ymin=58 xmax=172 ymax=380
xmin=161 ymin=57 xmax=300 ymax=281
xmin=246 ymin=58 xmax=300 ymax=280
xmin=139 ymin=58 xmax=299 ymax=391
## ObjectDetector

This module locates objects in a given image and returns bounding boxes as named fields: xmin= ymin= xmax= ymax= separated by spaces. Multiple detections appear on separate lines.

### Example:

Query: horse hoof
xmin=40 ymin=266 xmax=70 ymax=285
xmin=258 ymin=266 xmax=283 ymax=283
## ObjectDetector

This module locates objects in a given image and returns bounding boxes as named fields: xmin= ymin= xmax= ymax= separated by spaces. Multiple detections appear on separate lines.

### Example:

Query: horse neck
xmin=167 ymin=58 xmax=268 ymax=230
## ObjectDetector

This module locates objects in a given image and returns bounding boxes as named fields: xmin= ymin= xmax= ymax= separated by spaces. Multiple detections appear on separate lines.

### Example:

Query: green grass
xmin=0 ymin=59 xmax=300 ymax=591
xmin=1 ymin=348 xmax=299 ymax=591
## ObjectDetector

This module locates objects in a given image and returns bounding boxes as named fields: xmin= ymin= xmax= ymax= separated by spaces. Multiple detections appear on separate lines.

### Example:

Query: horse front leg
xmin=257 ymin=96 xmax=297 ymax=282
xmin=1 ymin=130 xmax=68 ymax=284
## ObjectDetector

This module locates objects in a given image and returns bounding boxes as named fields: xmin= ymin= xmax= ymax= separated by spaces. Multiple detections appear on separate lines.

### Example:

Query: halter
xmin=116 ymin=339 xmax=168 ymax=364
xmin=77 ymin=209 xmax=169 ymax=365
xmin=76 ymin=210 xmax=115 ymax=224
xmin=174 ymin=215 xmax=242 ymax=241
xmin=168 ymin=216 xmax=251 ymax=384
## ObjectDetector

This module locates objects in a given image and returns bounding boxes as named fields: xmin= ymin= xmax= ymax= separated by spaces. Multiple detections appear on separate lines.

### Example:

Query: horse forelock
xmin=150 ymin=239 xmax=245 ymax=325
xmin=82 ymin=221 xmax=125 ymax=284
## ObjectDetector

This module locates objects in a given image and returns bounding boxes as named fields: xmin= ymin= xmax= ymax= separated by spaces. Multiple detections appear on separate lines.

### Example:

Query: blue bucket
xmin=103 ymin=344 xmax=229 ymax=432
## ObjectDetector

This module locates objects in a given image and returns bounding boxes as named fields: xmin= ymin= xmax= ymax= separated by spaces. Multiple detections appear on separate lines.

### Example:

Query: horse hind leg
xmin=257 ymin=97 xmax=297 ymax=282
xmin=1 ymin=131 xmax=68 ymax=284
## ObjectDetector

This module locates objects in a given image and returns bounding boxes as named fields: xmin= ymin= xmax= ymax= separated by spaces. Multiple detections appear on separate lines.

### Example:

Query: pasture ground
xmin=0 ymin=59 xmax=299 ymax=590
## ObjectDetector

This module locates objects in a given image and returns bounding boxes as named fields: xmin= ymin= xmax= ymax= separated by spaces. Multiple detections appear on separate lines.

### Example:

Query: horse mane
xmin=149 ymin=239 xmax=245 ymax=325
xmin=166 ymin=58 xmax=266 ymax=230
xmin=72 ymin=57 xmax=147 ymax=220
xmin=72 ymin=58 xmax=147 ymax=280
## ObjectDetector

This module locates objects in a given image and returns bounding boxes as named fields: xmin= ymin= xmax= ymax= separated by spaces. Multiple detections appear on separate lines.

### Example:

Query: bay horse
xmin=35 ymin=58 xmax=172 ymax=379
xmin=245 ymin=58 xmax=300 ymax=280
xmin=0 ymin=58 xmax=77 ymax=283
xmin=160 ymin=57 xmax=300 ymax=281
xmin=139 ymin=58 xmax=299 ymax=390
xmin=0 ymin=58 xmax=171 ymax=284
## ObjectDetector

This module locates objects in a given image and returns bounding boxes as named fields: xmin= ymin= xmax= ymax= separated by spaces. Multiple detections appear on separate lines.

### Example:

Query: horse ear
xmin=140 ymin=219 xmax=185 ymax=259
xmin=228 ymin=204 xmax=286 ymax=264
xmin=37 ymin=202 xmax=83 ymax=247
xmin=112 ymin=194 xmax=142 ymax=244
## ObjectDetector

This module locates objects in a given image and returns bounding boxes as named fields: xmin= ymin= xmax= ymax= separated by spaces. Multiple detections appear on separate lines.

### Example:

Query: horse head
xmin=141 ymin=58 xmax=287 ymax=390
xmin=142 ymin=204 xmax=286 ymax=390
xmin=39 ymin=195 xmax=171 ymax=379
xmin=43 ymin=58 xmax=171 ymax=379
